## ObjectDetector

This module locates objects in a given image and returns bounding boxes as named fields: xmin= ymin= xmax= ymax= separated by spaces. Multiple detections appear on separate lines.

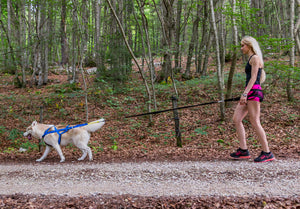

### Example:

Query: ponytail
xmin=260 ymin=69 xmax=266 ymax=84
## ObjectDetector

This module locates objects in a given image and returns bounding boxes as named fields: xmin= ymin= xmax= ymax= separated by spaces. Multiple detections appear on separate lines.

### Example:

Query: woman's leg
xmin=233 ymin=103 xmax=249 ymax=149
xmin=247 ymin=101 xmax=270 ymax=152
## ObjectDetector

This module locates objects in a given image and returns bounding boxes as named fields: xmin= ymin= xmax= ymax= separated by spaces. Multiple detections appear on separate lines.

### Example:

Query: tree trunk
xmin=202 ymin=31 xmax=213 ymax=76
xmin=209 ymin=0 xmax=225 ymax=120
xmin=271 ymin=0 xmax=283 ymax=55
xmin=294 ymin=0 xmax=300 ymax=54
xmin=106 ymin=0 xmax=153 ymax=121
xmin=153 ymin=0 xmax=174 ymax=82
xmin=185 ymin=3 xmax=201 ymax=79
xmin=196 ymin=1 xmax=209 ymax=75
xmin=20 ymin=0 xmax=26 ymax=87
xmin=38 ymin=0 xmax=48 ymax=87
xmin=7 ymin=0 xmax=11 ymax=36
xmin=32 ymin=1 xmax=42 ymax=87
xmin=287 ymin=0 xmax=295 ymax=101
xmin=238 ymin=0 xmax=246 ymax=38
xmin=219 ymin=0 xmax=226 ymax=87
xmin=135 ymin=0 xmax=157 ymax=109
xmin=95 ymin=0 xmax=105 ymax=76
xmin=71 ymin=0 xmax=78 ymax=83
xmin=61 ymin=0 xmax=68 ymax=66
xmin=43 ymin=1 xmax=49 ymax=85
xmin=174 ymin=0 xmax=183 ymax=69
xmin=226 ymin=0 xmax=238 ymax=104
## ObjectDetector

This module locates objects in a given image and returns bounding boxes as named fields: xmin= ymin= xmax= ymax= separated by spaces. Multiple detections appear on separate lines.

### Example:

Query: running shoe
xmin=254 ymin=151 xmax=275 ymax=163
xmin=230 ymin=148 xmax=251 ymax=159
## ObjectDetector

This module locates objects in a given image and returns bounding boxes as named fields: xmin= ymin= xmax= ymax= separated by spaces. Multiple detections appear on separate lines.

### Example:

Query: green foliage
xmin=84 ymin=54 xmax=97 ymax=67
xmin=91 ymin=145 xmax=104 ymax=153
xmin=53 ymin=83 xmax=82 ymax=94
xmin=225 ymin=53 xmax=232 ymax=62
xmin=3 ymin=147 xmax=16 ymax=154
xmin=20 ymin=141 xmax=38 ymax=151
xmin=111 ymin=140 xmax=118 ymax=151
xmin=217 ymin=139 xmax=224 ymax=144
xmin=8 ymin=128 xmax=23 ymax=142
xmin=0 ymin=126 xmax=6 ymax=135
xmin=194 ymin=126 xmax=208 ymax=136
xmin=105 ymin=96 xmax=120 ymax=108
xmin=265 ymin=61 xmax=300 ymax=87
xmin=224 ymin=1 xmax=266 ymax=35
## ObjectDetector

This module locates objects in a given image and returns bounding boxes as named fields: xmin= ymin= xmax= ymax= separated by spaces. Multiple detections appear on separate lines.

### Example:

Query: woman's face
xmin=241 ymin=42 xmax=250 ymax=55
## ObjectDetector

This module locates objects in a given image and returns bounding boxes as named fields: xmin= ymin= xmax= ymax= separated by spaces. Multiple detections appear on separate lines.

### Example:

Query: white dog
xmin=23 ymin=119 xmax=105 ymax=162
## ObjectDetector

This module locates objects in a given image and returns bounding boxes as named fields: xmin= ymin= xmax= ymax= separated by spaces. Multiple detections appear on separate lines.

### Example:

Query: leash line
xmin=39 ymin=98 xmax=240 ymax=143
xmin=125 ymin=97 xmax=240 ymax=118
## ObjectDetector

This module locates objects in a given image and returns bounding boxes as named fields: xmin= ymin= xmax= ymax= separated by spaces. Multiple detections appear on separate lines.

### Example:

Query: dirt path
xmin=0 ymin=159 xmax=299 ymax=198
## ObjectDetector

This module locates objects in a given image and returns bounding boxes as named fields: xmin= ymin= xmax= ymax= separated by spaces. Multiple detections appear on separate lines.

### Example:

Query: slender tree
xmin=135 ymin=0 xmax=157 ymax=109
xmin=106 ymin=0 xmax=154 ymax=121
xmin=61 ymin=0 xmax=69 ymax=66
xmin=174 ymin=0 xmax=183 ymax=70
xmin=95 ymin=0 xmax=106 ymax=76
xmin=226 ymin=0 xmax=238 ymax=103
xmin=294 ymin=0 xmax=300 ymax=54
xmin=209 ymin=0 xmax=225 ymax=120
xmin=185 ymin=3 xmax=201 ymax=79
xmin=287 ymin=0 xmax=295 ymax=101
xmin=196 ymin=1 xmax=210 ymax=75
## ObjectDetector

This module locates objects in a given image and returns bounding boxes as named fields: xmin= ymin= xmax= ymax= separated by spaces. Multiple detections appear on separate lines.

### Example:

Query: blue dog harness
xmin=42 ymin=123 xmax=88 ymax=144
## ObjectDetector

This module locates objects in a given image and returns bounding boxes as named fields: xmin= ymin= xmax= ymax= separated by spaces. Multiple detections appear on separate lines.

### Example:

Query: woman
xmin=230 ymin=36 xmax=275 ymax=163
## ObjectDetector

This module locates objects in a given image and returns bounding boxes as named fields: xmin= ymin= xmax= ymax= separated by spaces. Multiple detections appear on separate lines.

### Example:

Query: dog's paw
xmin=60 ymin=159 xmax=65 ymax=163
xmin=78 ymin=157 xmax=84 ymax=161
xmin=36 ymin=159 xmax=43 ymax=162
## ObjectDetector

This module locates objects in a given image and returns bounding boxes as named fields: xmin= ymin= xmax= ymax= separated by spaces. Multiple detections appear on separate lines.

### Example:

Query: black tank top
xmin=245 ymin=55 xmax=262 ymax=86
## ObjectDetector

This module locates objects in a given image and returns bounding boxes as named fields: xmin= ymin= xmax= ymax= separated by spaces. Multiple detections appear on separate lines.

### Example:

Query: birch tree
xmin=209 ymin=0 xmax=225 ymax=120
xmin=295 ymin=0 xmax=300 ymax=54
xmin=226 ymin=0 xmax=238 ymax=103
xmin=31 ymin=2 xmax=42 ymax=86
xmin=38 ymin=0 xmax=49 ymax=87
xmin=106 ymin=0 xmax=154 ymax=121
xmin=95 ymin=0 xmax=105 ymax=75
xmin=174 ymin=0 xmax=183 ymax=69
xmin=135 ymin=0 xmax=157 ymax=109
xmin=287 ymin=0 xmax=295 ymax=101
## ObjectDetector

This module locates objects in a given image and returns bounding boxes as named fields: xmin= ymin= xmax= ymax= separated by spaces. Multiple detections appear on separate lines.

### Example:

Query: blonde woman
xmin=230 ymin=36 xmax=275 ymax=163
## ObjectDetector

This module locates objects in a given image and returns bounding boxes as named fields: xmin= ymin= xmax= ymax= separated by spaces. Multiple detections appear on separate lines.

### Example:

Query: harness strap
xmin=42 ymin=123 xmax=88 ymax=144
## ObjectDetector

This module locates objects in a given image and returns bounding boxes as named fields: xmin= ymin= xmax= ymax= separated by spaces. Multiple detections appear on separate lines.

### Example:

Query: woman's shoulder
xmin=249 ymin=55 xmax=260 ymax=65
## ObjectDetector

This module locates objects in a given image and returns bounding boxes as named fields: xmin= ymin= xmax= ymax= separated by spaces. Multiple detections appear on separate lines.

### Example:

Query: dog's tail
xmin=83 ymin=119 xmax=105 ymax=132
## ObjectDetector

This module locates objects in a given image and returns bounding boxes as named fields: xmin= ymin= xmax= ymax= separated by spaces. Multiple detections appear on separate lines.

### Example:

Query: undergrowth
xmin=0 ymin=67 xmax=299 ymax=154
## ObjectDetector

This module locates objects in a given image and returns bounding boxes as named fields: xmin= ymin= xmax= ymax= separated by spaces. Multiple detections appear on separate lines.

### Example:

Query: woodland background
xmin=0 ymin=0 xmax=299 ymax=207
xmin=0 ymin=0 xmax=299 ymax=156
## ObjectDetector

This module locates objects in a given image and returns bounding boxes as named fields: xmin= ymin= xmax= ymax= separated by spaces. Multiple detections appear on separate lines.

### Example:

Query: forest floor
xmin=0 ymin=61 xmax=299 ymax=208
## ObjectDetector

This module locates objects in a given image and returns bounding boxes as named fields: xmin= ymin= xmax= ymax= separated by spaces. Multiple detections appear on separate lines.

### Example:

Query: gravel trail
xmin=0 ymin=160 xmax=299 ymax=197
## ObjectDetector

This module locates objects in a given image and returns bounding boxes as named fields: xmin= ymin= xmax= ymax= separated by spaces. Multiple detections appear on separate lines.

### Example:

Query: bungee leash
xmin=125 ymin=97 xmax=240 ymax=118
xmin=40 ymin=97 xmax=240 ymax=143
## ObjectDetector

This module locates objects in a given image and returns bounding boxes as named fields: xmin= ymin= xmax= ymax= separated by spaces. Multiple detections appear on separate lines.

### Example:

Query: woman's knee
xmin=233 ymin=114 xmax=243 ymax=124
xmin=249 ymin=116 xmax=261 ymax=128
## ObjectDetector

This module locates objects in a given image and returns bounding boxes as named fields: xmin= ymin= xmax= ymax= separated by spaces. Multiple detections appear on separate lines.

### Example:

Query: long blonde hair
xmin=241 ymin=36 xmax=266 ymax=84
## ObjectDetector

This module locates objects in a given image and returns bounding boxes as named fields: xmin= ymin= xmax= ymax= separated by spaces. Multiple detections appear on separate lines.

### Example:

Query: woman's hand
xmin=240 ymin=94 xmax=247 ymax=105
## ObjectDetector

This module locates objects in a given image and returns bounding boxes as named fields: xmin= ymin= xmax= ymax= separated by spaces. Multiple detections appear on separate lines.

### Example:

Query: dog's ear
xmin=32 ymin=121 xmax=38 ymax=126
